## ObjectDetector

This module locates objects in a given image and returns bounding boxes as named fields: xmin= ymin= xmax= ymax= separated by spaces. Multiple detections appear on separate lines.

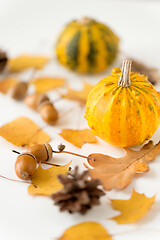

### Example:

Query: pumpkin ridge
xmin=131 ymin=85 xmax=159 ymax=135
xmin=127 ymin=88 xmax=146 ymax=144
xmin=120 ymin=88 xmax=128 ymax=146
xmin=91 ymin=24 xmax=106 ymax=72
xmin=132 ymin=83 xmax=158 ymax=102
xmin=102 ymin=87 xmax=122 ymax=142
xmin=97 ymin=77 xmax=119 ymax=87
xmin=96 ymin=22 xmax=119 ymax=43
xmin=77 ymin=28 xmax=90 ymax=72
xmin=56 ymin=23 xmax=76 ymax=45
xmin=96 ymin=24 xmax=119 ymax=65
xmin=85 ymin=84 xmax=118 ymax=135
xmin=132 ymin=85 xmax=159 ymax=116
xmin=87 ymin=28 xmax=97 ymax=72
xmin=66 ymin=30 xmax=81 ymax=70
xmin=92 ymin=25 xmax=109 ymax=69
xmin=56 ymin=27 xmax=80 ymax=66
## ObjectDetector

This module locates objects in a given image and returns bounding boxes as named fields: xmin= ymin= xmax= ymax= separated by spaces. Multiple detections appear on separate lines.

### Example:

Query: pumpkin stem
xmin=78 ymin=17 xmax=94 ymax=25
xmin=118 ymin=60 xmax=132 ymax=87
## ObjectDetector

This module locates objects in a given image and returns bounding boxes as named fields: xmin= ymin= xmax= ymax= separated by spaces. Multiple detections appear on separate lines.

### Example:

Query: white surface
xmin=0 ymin=0 xmax=160 ymax=239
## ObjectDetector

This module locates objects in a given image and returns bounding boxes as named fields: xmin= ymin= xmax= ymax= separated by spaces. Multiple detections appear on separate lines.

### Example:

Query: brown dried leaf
xmin=63 ymin=82 xmax=94 ymax=104
xmin=131 ymin=59 xmax=160 ymax=85
xmin=28 ymin=162 xmax=71 ymax=196
xmin=111 ymin=189 xmax=155 ymax=224
xmin=0 ymin=117 xmax=50 ymax=147
xmin=31 ymin=77 xmax=65 ymax=93
xmin=0 ymin=78 xmax=18 ymax=94
xmin=86 ymin=141 xmax=160 ymax=190
xmin=60 ymin=129 xmax=97 ymax=148
xmin=8 ymin=55 xmax=49 ymax=72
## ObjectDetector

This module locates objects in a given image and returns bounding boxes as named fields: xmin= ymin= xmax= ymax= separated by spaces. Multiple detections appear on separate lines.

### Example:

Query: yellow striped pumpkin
xmin=85 ymin=60 xmax=160 ymax=147
xmin=56 ymin=17 xmax=119 ymax=74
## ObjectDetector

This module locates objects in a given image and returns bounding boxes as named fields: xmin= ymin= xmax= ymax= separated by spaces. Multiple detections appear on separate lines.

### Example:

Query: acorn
xmin=25 ymin=93 xmax=49 ymax=110
xmin=25 ymin=93 xmax=40 ymax=110
xmin=27 ymin=143 xmax=53 ymax=162
xmin=15 ymin=153 xmax=37 ymax=180
xmin=8 ymin=81 xmax=28 ymax=100
xmin=38 ymin=101 xmax=58 ymax=125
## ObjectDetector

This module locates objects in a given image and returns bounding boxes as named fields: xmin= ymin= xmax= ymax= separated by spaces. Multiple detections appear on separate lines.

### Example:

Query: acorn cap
xmin=37 ymin=94 xmax=50 ymax=108
xmin=44 ymin=143 xmax=53 ymax=161
xmin=18 ymin=152 xmax=37 ymax=162
xmin=38 ymin=100 xmax=53 ymax=111
xmin=25 ymin=93 xmax=40 ymax=110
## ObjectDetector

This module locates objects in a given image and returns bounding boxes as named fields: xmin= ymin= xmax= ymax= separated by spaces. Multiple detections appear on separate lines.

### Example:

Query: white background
xmin=0 ymin=0 xmax=160 ymax=239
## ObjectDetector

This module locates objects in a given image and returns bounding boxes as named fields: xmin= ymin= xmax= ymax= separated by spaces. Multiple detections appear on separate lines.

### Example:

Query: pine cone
xmin=0 ymin=50 xmax=8 ymax=72
xmin=51 ymin=167 xmax=105 ymax=214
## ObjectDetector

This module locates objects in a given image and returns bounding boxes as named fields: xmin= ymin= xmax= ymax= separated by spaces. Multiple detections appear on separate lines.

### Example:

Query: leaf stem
xmin=39 ymin=161 xmax=61 ymax=167
xmin=53 ymin=150 xmax=88 ymax=159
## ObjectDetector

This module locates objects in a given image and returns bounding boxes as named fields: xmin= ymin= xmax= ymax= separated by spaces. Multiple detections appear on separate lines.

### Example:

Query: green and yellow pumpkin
xmin=85 ymin=60 xmax=160 ymax=147
xmin=56 ymin=17 xmax=119 ymax=74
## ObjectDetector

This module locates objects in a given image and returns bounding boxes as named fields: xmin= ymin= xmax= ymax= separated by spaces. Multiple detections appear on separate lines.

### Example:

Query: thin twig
xmin=53 ymin=150 xmax=88 ymax=159
xmin=0 ymin=174 xmax=30 ymax=184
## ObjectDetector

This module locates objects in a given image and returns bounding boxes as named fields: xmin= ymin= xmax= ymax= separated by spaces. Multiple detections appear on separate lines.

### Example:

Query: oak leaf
xmin=132 ymin=59 xmax=160 ymax=85
xmin=8 ymin=55 xmax=49 ymax=72
xmin=0 ymin=117 xmax=50 ymax=147
xmin=28 ymin=162 xmax=71 ymax=196
xmin=0 ymin=78 xmax=18 ymax=94
xmin=111 ymin=189 xmax=155 ymax=224
xmin=58 ymin=222 xmax=112 ymax=240
xmin=60 ymin=129 xmax=97 ymax=148
xmin=86 ymin=141 xmax=160 ymax=190
xmin=31 ymin=77 xmax=65 ymax=93
xmin=63 ymin=82 xmax=94 ymax=104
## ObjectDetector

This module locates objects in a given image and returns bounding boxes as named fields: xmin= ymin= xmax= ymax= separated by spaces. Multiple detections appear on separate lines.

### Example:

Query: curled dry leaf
xmin=58 ymin=222 xmax=112 ymax=240
xmin=31 ymin=77 xmax=65 ymax=93
xmin=28 ymin=162 xmax=71 ymax=196
xmin=86 ymin=141 xmax=160 ymax=190
xmin=8 ymin=55 xmax=49 ymax=72
xmin=131 ymin=59 xmax=160 ymax=85
xmin=60 ymin=129 xmax=97 ymax=148
xmin=63 ymin=82 xmax=94 ymax=104
xmin=111 ymin=189 xmax=155 ymax=224
xmin=0 ymin=117 xmax=50 ymax=147
xmin=0 ymin=78 xmax=18 ymax=94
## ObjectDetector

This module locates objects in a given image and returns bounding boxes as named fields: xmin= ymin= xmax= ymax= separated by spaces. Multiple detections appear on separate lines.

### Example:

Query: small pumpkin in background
xmin=85 ymin=60 xmax=160 ymax=147
xmin=56 ymin=17 xmax=119 ymax=74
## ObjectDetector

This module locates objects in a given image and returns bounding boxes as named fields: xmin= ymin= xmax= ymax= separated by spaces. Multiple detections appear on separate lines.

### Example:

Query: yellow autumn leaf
xmin=58 ymin=222 xmax=112 ymax=240
xmin=63 ymin=82 xmax=94 ymax=104
xmin=0 ymin=117 xmax=50 ymax=147
xmin=31 ymin=77 xmax=65 ymax=93
xmin=28 ymin=162 xmax=71 ymax=196
xmin=111 ymin=189 xmax=155 ymax=224
xmin=60 ymin=129 xmax=97 ymax=148
xmin=0 ymin=78 xmax=18 ymax=94
xmin=8 ymin=55 xmax=49 ymax=72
